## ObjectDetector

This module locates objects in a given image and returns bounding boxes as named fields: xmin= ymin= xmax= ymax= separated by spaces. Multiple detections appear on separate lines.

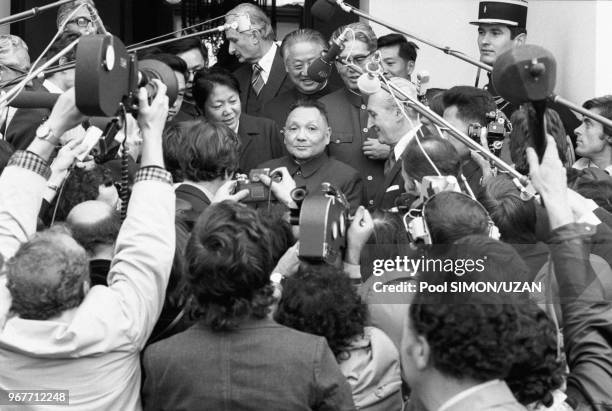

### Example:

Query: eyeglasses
xmin=0 ymin=64 xmax=28 ymax=76
xmin=66 ymin=17 xmax=93 ymax=28
xmin=335 ymin=53 xmax=371 ymax=66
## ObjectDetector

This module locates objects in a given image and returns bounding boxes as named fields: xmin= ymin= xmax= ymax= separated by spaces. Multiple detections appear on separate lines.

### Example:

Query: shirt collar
xmin=292 ymin=152 xmax=328 ymax=178
xmin=255 ymin=42 xmax=278 ymax=82
xmin=437 ymin=380 xmax=501 ymax=411
xmin=43 ymin=79 xmax=64 ymax=94
xmin=394 ymin=123 xmax=422 ymax=161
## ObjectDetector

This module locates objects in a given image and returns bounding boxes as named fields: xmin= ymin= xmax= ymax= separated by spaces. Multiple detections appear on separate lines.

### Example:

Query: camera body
xmin=235 ymin=168 xmax=278 ymax=203
xmin=467 ymin=110 xmax=511 ymax=156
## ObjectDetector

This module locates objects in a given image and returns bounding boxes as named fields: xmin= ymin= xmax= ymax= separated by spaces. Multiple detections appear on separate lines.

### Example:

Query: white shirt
xmin=572 ymin=157 xmax=612 ymax=175
xmin=437 ymin=380 xmax=501 ymax=411
xmin=255 ymin=42 xmax=279 ymax=84
xmin=394 ymin=123 xmax=422 ymax=161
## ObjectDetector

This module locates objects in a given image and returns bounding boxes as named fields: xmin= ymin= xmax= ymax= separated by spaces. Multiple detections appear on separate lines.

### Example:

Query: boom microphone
xmin=307 ymin=27 xmax=348 ymax=83
xmin=357 ymin=56 xmax=382 ymax=95
xmin=311 ymin=0 xmax=337 ymax=22
xmin=8 ymin=90 xmax=59 ymax=109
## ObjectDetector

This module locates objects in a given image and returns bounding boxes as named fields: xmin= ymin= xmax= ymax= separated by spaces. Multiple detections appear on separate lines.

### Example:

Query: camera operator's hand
xmin=345 ymin=206 xmax=374 ymax=265
xmin=211 ymin=180 xmax=249 ymax=203
xmin=527 ymin=134 xmax=573 ymax=229
xmin=138 ymin=80 xmax=169 ymax=168
xmin=50 ymin=136 xmax=90 ymax=174
xmin=273 ymin=242 xmax=300 ymax=278
xmin=46 ymin=88 xmax=87 ymax=140
xmin=470 ymin=130 xmax=495 ymax=185
xmin=259 ymin=167 xmax=297 ymax=208
xmin=363 ymin=138 xmax=391 ymax=160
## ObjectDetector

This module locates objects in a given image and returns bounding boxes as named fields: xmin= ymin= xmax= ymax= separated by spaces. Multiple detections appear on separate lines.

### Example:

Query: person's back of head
xmin=186 ymin=201 xmax=275 ymax=331
xmin=66 ymin=200 xmax=121 ymax=256
xmin=424 ymin=192 xmax=492 ymax=244
xmin=402 ymin=134 xmax=461 ymax=186
xmin=442 ymin=85 xmax=497 ymax=126
xmin=479 ymin=174 xmax=538 ymax=243
xmin=275 ymin=264 xmax=366 ymax=357
xmin=6 ymin=226 xmax=89 ymax=320
xmin=510 ymin=104 xmax=568 ymax=174
xmin=163 ymin=120 xmax=240 ymax=183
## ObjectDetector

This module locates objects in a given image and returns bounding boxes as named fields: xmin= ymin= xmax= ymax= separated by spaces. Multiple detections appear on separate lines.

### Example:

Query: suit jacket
xmin=374 ymin=159 xmax=405 ymax=212
xmin=142 ymin=318 xmax=356 ymax=411
xmin=261 ymin=84 xmax=338 ymax=129
xmin=319 ymin=88 xmax=385 ymax=207
xmin=237 ymin=113 xmax=284 ymax=174
xmin=233 ymin=47 xmax=293 ymax=117
xmin=4 ymin=83 xmax=51 ymax=150
xmin=259 ymin=152 xmax=364 ymax=213
xmin=441 ymin=380 xmax=526 ymax=411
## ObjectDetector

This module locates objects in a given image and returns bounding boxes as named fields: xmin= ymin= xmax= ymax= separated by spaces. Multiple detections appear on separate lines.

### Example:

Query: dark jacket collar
xmin=343 ymin=87 xmax=365 ymax=107
xmin=288 ymin=152 xmax=329 ymax=178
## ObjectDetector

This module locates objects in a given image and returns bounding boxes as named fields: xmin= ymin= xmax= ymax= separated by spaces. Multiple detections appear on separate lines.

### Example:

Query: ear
xmin=513 ymin=32 xmax=527 ymax=47
xmin=324 ymin=126 xmax=331 ymax=145
xmin=82 ymin=279 xmax=91 ymax=296
xmin=411 ymin=335 xmax=431 ymax=370
xmin=250 ymin=30 xmax=260 ymax=45
xmin=604 ymin=134 xmax=612 ymax=145
xmin=407 ymin=60 xmax=415 ymax=75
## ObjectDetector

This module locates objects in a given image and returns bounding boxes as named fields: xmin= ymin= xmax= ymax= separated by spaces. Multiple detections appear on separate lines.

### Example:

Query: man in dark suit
xmin=5 ymin=31 xmax=81 ymax=150
xmin=367 ymin=77 xmax=421 ymax=211
xmin=261 ymin=28 xmax=337 ymax=129
xmin=319 ymin=22 xmax=390 ymax=208
xmin=224 ymin=3 xmax=293 ymax=117
xmin=237 ymin=112 xmax=285 ymax=174
xmin=258 ymin=99 xmax=364 ymax=212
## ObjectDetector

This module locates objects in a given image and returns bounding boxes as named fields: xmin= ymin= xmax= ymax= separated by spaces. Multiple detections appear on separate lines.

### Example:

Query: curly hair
xmin=43 ymin=165 xmax=113 ymax=225
xmin=186 ymin=201 xmax=276 ymax=331
xmin=6 ymin=227 xmax=89 ymax=320
xmin=274 ymin=264 xmax=367 ymax=357
xmin=425 ymin=192 xmax=491 ymax=244
xmin=163 ymin=120 xmax=240 ymax=183
xmin=506 ymin=304 xmax=566 ymax=407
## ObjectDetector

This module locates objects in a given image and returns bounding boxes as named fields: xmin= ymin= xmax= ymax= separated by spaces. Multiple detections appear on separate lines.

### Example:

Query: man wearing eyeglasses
xmin=0 ymin=35 xmax=31 ymax=136
xmin=56 ymin=0 xmax=99 ymax=36
xmin=258 ymin=99 xmax=364 ymax=212
xmin=224 ymin=3 xmax=292 ymax=117
xmin=261 ymin=28 xmax=338 ymax=129
xmin=319 ymin=22 xmax=390 ymax=209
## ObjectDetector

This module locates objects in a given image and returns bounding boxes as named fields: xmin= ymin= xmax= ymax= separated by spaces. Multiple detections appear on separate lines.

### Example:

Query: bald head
xmin=66 ymin=201 xmax=121 ymax=255
xmin=67 ymin=200 xmax=113 ymax=227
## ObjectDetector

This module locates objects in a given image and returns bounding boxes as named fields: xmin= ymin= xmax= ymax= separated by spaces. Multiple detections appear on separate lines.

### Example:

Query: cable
xmin=127 ymin=15 xmax=225 ymax=49
xmin=119 ymin=105 xmax=130 ymax=221
xmin=50 ymin=168 xmax=72 ymax=226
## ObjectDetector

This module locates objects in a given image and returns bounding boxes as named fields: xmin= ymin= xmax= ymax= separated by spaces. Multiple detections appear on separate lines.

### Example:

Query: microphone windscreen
xmin=492 ymin=45 xmax=556 ymax=105
xmin=357 ymin=73 xmax=381 ymax=95
xmin=311 ymin=0 xmax=336 ymax=22
xmin=307 ymin=58 xmax=332 ymax=82
xmin=417 ymin=70 xmax=430 ymax=84
xmin=8 ymin=90 xmax=59 ymax=109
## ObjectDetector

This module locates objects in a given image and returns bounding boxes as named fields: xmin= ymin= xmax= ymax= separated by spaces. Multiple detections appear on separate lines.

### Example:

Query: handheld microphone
xmin=357 ymin=52 xmax=382 ymax=95
xmin=307 ymin=27 xmax=349 ymax=83
xmin=416 ymin=70 xmax=430 ymax=104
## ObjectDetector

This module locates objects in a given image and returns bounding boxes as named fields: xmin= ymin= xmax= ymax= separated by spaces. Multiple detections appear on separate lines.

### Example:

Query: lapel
xmin=259 ymin=49 xmax=287 ymax=103
xmin=237 ymin=113 xmax=257 ymax=162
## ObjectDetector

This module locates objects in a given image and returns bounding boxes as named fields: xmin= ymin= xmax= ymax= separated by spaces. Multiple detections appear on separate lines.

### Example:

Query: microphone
xmin=307 ymin=27 xmax=349 ymax=83
xmin=416 ymin=70 xmax=430 ymax=104
xmin=357 ymin=53 xmax=382 ymax=95
xmin=8 ymin=90 xmax=60 ymax=109
xmin=311 ymin=0 xmax=337 ymax=22
xmin=491 ymin=45 xmax=556 ymax=105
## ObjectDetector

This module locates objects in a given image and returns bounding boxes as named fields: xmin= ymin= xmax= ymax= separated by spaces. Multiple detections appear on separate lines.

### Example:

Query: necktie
xmin=251 ymin=63 xmax=265 ymax=96
xmin=384 ymin=151 xmax=396 ymax=175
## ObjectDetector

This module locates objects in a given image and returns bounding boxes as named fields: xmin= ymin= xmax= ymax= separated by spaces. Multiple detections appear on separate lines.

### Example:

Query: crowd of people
xmin=0 ymin=0 xmax=611 ymax=410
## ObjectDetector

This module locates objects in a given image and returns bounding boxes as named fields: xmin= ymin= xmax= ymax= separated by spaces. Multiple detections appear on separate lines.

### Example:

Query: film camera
xmin=289 ymin=183 xmax=351 ymax=264
xmin=74 ymin=34 xmax=179 ymax=117
xmin=235 ymin=168 xmax=281 ymax=203
xmin=467 ymin=110 xmax=511 ymax=157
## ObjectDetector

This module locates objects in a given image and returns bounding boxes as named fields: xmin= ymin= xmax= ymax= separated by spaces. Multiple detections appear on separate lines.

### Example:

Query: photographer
xmin=0 ymin=83 xmax=175 ymax=410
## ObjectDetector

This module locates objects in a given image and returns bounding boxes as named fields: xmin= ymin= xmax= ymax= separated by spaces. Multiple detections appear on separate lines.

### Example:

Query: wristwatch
xmin=35 ymin=122 xmax=59 ymax=144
